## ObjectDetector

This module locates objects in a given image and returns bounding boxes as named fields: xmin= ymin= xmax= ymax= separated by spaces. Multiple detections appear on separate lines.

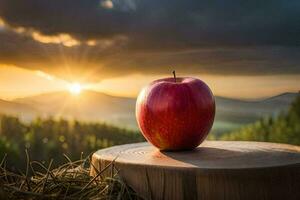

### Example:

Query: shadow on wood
xmin=91 ymin=141 xmax=300 ymax=200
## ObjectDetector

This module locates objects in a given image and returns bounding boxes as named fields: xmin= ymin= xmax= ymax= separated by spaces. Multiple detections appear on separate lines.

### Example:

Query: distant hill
xmin=0 ymin=99 xmax=37 ymax=121
xmin=0 ymin=91 xmax=297 ymax=132
xmin=214 ymin=92 xmax=298 ymax=134
xmin=215 ymin=92 xmax=298 ymax=123
xmin=221 ymin=93 xmax=300 ymax=145
xmin=14 ymin=91 xmax=136 ymax=129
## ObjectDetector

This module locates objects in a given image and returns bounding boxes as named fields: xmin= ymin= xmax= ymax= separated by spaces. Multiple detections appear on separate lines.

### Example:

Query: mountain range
xmin=0 ymin=91 xmax=298 ymax=133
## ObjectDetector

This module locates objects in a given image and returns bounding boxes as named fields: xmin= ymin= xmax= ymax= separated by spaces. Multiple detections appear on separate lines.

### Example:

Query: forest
xmin=1 ymin=93 xmax=299 ymax=170
xmin=221 ymin=93 xmax=300 ymax=145
xmin=0 ymin=117 xmax=144 ymax=170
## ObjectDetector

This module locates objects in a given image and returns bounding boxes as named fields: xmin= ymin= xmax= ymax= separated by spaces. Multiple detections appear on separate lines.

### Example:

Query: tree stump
xmin=91 ymin=141 xmax=300 ymax=200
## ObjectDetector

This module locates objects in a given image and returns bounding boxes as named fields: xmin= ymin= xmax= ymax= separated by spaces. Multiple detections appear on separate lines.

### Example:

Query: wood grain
xmin=91 ymin=141 xmax=300 ymax=200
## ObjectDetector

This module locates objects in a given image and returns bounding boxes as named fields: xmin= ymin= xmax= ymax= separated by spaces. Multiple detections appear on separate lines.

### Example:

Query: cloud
xmin=1 ymin=0 xmax=299 ymax=47
xmin=0 ymin=17 xmax=80 ymax=47
xmin=0 ymin=18 xmax=5 ymax=29
xmin=100 ymin=0 xmax=113 ymax=9
xmin=0 ymin=0 xmax=299 ymax=80
xmin=31 ymin=32 xmax=80 ymax=47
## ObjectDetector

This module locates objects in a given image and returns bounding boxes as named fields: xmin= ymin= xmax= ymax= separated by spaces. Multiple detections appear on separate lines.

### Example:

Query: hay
xmin=0 ymin=151 xmax=142 ymax=200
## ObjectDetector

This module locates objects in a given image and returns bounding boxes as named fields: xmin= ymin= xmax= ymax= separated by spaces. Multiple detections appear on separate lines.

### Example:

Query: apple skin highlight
xmin=136 ymin=77 xmax=215 ymax=151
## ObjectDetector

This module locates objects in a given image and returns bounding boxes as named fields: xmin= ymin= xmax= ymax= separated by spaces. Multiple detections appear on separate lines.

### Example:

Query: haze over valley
xmin=0 ymin=90 xmax=297 ymax=134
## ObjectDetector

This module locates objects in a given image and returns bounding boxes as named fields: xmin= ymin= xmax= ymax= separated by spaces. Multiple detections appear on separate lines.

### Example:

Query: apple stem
xmin=172 ymin=70 xmax=176 ymax=83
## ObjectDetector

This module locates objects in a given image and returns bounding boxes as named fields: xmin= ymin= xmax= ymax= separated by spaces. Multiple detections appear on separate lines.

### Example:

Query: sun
xmin=68 ymin=82 xmax=82 ymax=95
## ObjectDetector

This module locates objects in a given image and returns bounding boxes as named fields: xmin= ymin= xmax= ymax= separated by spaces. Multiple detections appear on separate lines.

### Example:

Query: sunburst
xmin=68 ymin=82 xmax=82 ymax=95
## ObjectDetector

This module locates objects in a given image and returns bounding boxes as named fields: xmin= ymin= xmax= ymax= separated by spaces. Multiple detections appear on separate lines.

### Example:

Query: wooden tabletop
xmin=93 ymin=141 xmax=300 ymax=169
xmin=91 ymin=141 xmax=300 ymax=200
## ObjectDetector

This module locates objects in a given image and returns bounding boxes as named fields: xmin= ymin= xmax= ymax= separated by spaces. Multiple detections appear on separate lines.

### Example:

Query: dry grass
xmin=0 ymin=151 xmax=142 ymax=200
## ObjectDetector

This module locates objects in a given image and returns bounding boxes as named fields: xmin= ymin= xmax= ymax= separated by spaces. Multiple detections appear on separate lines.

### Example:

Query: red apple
xmin=136 ymin=72 xmax=215 ymax=151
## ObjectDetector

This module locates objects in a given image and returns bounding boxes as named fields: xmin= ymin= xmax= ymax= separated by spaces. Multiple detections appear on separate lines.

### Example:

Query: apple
xmin=136 ymin=71 xmax=215 ymax=151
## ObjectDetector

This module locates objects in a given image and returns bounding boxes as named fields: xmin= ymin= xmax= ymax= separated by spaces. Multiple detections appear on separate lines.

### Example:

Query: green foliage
xmin=221 ymin=93 xmax=300 ymax=145
xmin=0 ymin=116 xmax=144 ymax=170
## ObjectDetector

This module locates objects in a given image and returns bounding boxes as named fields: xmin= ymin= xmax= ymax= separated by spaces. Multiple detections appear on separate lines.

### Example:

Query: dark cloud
xmin=0 ymin=0 xmax=299 ymax=80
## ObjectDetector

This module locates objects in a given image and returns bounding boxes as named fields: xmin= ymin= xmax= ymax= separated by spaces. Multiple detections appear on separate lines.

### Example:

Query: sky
xmin=0 ymin=0 xmax=299 ymax=99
